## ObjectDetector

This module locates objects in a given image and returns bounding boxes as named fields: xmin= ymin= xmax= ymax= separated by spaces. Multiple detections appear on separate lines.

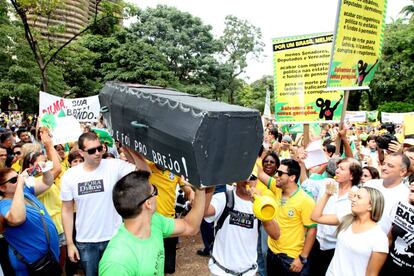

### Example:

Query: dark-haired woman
xmin=361 ymin=166 xmax=380 ymax=185
xmin=0 ymin=167 xmax=59 ymax=276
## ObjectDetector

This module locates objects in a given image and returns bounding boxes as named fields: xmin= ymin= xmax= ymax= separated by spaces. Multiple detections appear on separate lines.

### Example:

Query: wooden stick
xmin=335 ymin=90 xmax=349 ymax=154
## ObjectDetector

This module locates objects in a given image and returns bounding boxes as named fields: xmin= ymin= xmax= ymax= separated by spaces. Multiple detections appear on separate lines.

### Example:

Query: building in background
xmin=26 ymin=0 xmax=117 ymax=43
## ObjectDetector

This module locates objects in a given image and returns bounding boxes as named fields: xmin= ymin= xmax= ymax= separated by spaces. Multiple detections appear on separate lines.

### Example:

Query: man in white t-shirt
xmin=364 ymin=153 xmax=410 ymax=233
xmin=204 ymin=178 xmax=280 ymax=276
xmin=61 ymin=132 xmax=148 ymax=276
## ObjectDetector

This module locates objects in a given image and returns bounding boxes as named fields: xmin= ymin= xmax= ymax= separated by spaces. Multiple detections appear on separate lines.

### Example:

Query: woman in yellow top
xmin=255 ymin=151 xmax=280 ymax=276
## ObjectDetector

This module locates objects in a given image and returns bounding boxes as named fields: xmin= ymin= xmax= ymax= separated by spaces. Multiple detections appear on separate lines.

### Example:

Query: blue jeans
xmin=267 ymin=250 xmax=310 ymax=276
xmin=257 ymin=224 xmax=268 ymax=276
xmin=76 ymin=241 xmax=109 ymax=276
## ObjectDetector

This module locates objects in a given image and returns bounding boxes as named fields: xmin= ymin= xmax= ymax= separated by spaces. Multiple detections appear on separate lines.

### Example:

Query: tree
xmin=369 ymin=20 xmax=414 ymax=109
xmin=401 ymin=0 xmax=414 ymax=22
xmin=377 ymin=101 xmax=414 ymax=113
xmin=9 ymin=0 xmax=126 ymax=92
xmin=218 ymin=15 xmax=264 ymax=103
xmin=0 ymin=1 xmax=66 ymax=111
xmin=128 ymin=5 xmax=221 ymax=89
xmin=236 ymin=75 xmax=273 ymax=111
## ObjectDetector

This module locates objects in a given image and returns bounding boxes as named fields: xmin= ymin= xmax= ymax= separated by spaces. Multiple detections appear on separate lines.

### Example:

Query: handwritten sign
xmin=39 ymin=91 xmax=100 ymax=122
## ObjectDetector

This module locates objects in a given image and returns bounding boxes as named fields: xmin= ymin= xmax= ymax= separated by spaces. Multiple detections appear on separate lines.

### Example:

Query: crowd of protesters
xmin=0 ymin=111 xmax=413 ymax=276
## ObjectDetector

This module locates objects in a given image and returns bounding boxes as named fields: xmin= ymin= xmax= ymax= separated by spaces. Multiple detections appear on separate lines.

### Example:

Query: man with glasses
xmin=258 ymin=159 xmax=316 ymax=276
xmin=61 ymin=132 xmax=148 ymax=276
xmin=99 ymin=170 xmax=206 ymax=275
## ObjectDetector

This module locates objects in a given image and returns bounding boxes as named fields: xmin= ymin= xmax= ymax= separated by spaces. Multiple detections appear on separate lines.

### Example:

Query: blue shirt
xmin=0 ymin=185 xmax=59 ymax=275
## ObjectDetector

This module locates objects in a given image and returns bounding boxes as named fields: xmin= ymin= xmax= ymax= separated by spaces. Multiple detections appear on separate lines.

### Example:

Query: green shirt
xmin=99 ymin=212 xmax=175 ymax=276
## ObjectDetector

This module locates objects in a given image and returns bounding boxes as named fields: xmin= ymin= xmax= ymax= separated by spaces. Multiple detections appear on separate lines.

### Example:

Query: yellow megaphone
xmin=247 ymin=185 xmax=277 ymax=222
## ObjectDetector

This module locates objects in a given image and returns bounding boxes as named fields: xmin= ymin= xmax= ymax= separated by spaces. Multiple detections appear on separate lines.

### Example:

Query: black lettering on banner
xmin=78 ymin=179 xmax=104 ymax=195
xmin=229 ymin=210 xmax=254 ymax=229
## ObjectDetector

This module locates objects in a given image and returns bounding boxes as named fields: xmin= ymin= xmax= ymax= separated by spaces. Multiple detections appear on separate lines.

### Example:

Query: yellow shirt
xmin=37 ymin=161 xmax=68 ymax=235
xmin=11 ymin=161 xmax=21 ymax=173
xmin=148 ymin=162 xmax=182 ymax=218
xmin=267 ymin=178 xmax=316 ymax=258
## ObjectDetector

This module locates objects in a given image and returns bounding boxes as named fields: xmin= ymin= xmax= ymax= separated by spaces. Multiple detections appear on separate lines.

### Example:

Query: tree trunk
xmin=366 ymin=90 xmax=377 ymax=110
xmin=0 ymin=97 xmax=9 ymax=112
xmin=347 ymin=90 xmax=362 ymax=111
xmin=40 ymin=68 xmax=48 ymax=92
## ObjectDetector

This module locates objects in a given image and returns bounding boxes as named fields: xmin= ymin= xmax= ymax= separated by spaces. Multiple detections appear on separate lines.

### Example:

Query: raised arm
xmin=311 ymin=190 xmax=340 ymax=226
xmin=3 ymin=174 xmax=26 ymax=226
xmin=122 ymin=146 xmax=151 ymax=172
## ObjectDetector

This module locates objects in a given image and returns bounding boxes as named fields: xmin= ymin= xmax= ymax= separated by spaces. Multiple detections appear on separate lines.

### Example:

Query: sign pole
xmin=303 ymin=124 xmax=310 ymax=148
xmin=335 ymin=90 xmax=349 ymax=154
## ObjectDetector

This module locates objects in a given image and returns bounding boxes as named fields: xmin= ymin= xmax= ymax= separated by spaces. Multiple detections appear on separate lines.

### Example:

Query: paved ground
xmin=173 ymin=233 xmax=210 ymax=275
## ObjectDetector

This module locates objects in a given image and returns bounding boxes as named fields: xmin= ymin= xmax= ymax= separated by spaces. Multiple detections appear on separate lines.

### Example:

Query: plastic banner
xmin=327 ymin=0 xmax=387 ymax=90
xmin=345 ymin=111 xmax=366 ymax=122
xmin=39 ymin=91 xmax=101 ymax=122
xmin=273 ymin=33 xmax=344 ymax=124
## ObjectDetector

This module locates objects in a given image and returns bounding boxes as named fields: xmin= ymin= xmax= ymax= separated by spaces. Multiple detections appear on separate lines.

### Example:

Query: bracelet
xmin=267 ymin=177 xmax=272 ymax=189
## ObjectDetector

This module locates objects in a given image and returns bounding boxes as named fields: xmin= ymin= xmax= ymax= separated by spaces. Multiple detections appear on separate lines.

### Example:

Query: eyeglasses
xmin=14 ymin=151 xmax=21 ymax=155
xmin=277 ymin=170 xmax=289 ymax=177
xmin=84 ymin=145 xmax=103 ymax=155
xmin=137 ymin=184 xmax=158 ymax=206
xmin=0 ymin=176 xmax=18 ymax=186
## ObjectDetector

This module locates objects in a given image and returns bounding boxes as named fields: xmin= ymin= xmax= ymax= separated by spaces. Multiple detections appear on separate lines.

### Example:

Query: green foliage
xmin=218 ymin=15 xmax=264 ymax=103
xmin=377 ymin=101 xmax=414 ymax=113
xmin=369 ymin=20 xmax=414 ymax=109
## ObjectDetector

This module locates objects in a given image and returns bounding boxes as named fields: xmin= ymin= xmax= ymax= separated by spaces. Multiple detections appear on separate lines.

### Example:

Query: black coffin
xmin=99 ymin=82 xmax=263 ymax=187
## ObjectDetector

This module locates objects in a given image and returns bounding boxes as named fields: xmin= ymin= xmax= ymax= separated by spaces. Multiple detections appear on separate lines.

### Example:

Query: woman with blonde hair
xmin=311 ymin=186 xmax=388 ymax=276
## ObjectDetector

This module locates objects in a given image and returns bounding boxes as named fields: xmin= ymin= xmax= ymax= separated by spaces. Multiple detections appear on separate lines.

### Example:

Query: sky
xmin=126 ymin=0 xmax=412 ymax=82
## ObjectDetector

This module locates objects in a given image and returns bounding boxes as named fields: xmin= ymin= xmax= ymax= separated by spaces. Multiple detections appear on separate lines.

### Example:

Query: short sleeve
xmin=99 ymin=262 xmax=134 ymax=276
xmin=204 ymin=192 xmax=226 ymax=223
xmin=24 ymin=177 xmax=36 ymax=195
xmin=113 ymin=159 xmax=136 ymax=179
xmin=60 ymin=170 xmax=74 ymax=201
xmin=154 ymin=212 xmax=175 ymax=238
xmin=301 ymin=193 xmax=317 ymax=228
xmin=301 ymin=179 xmax=323 ymax=200
xmin=0 ymin=200 xmax=11 ymax=216
xmin=372 ymin=228 xmax=389 ymax=253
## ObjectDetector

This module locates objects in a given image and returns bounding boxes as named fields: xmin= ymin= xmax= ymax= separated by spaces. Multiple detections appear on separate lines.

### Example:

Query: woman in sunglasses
xmin=0 ymin=129 xmax=61 ymax=276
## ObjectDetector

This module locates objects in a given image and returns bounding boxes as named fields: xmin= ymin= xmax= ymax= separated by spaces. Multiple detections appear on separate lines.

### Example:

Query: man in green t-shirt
xmin=99 ymin=170 xmax=206 ymax=276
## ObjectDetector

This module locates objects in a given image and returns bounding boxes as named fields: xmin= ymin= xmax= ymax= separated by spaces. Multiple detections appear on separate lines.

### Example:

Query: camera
xmin=375 ymin=133 xmax=398 ymax=150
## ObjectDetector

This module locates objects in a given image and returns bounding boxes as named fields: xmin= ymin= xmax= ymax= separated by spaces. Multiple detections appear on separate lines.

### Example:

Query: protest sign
xmin=39 ymin=91 xmax=100 ymax=122
xmin=273 ymin=33 xmax=344 ymax=124
xmin=404 ymin=113 xmax=414 ymax=136
xmin=99 ymin=82 xmax=263 ymax=187
xmin=381 ymin=112 xmax=414 ymax=124
xmin=39 ymin=114 xmax=82 ymax=145
xmin=345 ymin=111 xmax=366 ymax=122
xmin=327 ymin=0 xmax=387 ymax=90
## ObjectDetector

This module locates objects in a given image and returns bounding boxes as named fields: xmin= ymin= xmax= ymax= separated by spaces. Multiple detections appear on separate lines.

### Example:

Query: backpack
xmin=214 ymin=189 xmax=260 ymax=236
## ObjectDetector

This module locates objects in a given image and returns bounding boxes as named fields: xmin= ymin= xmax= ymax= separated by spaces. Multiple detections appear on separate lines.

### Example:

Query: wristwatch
xmin=299 ymin=255 xmax=308 ymax=265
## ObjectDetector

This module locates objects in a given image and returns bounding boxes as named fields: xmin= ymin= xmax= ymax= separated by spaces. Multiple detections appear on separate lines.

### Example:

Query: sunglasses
xmin=137 ymin=184 xmax=158 ymax=206
xmin=263 ymin=159 xmax=276 ymax=164
xmin=84 ymin=145 xmax=104 ymax=155
xmin=0 ymin=176 xmax=18 ymax=186
xmin=14 ymin=151 xmax=21 ymax=155
xmin=249 ymin=175 xmax=257 ymax=181
xmin=277 ymin=170 xmax=289 ymax=177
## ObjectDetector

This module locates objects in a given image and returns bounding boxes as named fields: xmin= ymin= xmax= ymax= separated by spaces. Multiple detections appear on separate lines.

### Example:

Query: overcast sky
xmin=126 ymin=0 xmax=411 ymax=82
